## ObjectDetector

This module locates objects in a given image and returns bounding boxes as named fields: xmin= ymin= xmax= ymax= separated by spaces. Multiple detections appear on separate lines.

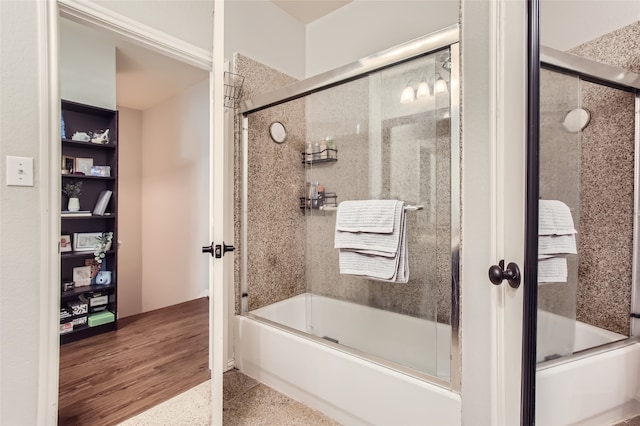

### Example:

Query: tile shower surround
xmin=233 ymin=53 xmax=453 ymax=324
xmin=569 ymin=21 xmax=640 ymax=336
xmin=539 ymin=21 xmax=639 ymax=336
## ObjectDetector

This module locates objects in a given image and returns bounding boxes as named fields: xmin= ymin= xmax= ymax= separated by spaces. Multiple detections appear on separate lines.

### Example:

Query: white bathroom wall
xmin=117 ymin=107 xmax=143 ymax=318
xmin=0 ymin=1 xmax=47 ymax=424
xmin=305 ymin=0 xmax=459 ymax=77
xmin=540 ymin=0 xmax=640 ymax=51
xmin=226 ymin=0 xmax=306 ymax=79
xmin=140 ymin=79 xmax=210 ymax=312
xmin=59 ymin=19 xmax=116 ymax=109
xmin=93 ymin=0 xmax=214 ymax=52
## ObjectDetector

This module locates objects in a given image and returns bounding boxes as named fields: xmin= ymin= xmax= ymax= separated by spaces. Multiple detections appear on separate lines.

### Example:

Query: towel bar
xmin=321 ymin=204 xmax=424 ymax=212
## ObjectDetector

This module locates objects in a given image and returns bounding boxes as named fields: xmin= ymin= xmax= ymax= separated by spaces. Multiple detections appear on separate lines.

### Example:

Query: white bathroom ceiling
xmin=270 ymin=0 xmax=353 ymax=23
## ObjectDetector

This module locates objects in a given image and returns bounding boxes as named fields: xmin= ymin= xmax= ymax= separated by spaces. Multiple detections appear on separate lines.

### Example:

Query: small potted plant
xmin=94 ymin=232 xmax=113 ymax=264
xmin=63 ymin=181 xmax=82 ymax=211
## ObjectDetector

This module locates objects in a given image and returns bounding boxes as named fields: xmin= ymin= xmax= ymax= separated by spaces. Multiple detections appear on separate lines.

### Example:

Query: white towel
xmin=335 ymin=200 xmax=400 ymax=234
xmin=538 ymin=234 xmax=577 ymax=257
xmin=335 ymin=201 xmax=403 ymax=256
xmin=538 ymin=256 xmax=568 ymax=284
xmin=335 ymin=200 xmax=409 ymax=283
xmin=539 ymin=200 xmax=576 ymax=236
xmin=538 ymin=200 xmax=577 ymax=285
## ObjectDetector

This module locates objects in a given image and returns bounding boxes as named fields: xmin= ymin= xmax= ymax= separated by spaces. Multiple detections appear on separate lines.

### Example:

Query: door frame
xmin=38 ymin=0 xmax=223 ymax=423
xmin=522 ymin=0 xmax=540 ymax=423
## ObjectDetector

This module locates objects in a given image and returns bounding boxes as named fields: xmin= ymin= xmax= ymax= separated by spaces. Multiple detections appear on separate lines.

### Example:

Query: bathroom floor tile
xmin=223 ymin=382 xmax=340 ymax=426
xmin=223 ymin=369 xmax=260 ymax=403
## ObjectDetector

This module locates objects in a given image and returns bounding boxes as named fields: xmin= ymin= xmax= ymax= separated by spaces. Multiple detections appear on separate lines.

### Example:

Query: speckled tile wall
xmin=569 ymin=22 xmax=638 ymax=336
xmin=233 ymin=54 xmax=305 ymax=313
xmin=538 ymin=21 xmax=638 ymax=337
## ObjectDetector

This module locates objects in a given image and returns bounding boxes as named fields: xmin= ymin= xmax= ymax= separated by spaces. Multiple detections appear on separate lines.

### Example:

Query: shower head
xmin=435 ymin=51 xmax=451 ymax=72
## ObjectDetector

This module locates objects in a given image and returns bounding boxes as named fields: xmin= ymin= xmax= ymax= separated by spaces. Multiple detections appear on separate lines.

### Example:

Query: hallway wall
xmin=59 ymin=18 xmax=116 ymax=109
xmin=141 ymin=79 xmax=210 ymax=312
xmin=118 ymin=107 xmax=144 ymax=318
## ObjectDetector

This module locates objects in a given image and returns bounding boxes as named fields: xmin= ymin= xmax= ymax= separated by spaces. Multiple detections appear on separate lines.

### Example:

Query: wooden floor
xmin=58 ymin=298 xmax=210 ymax=426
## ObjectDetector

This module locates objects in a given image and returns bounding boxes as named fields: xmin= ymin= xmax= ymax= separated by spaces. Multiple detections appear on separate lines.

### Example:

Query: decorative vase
xmin=68 ymin=197 xmax=80 ymax=212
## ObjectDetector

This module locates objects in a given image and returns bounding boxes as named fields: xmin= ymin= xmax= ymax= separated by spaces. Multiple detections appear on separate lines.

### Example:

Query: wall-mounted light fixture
xmin=400 ymin=83 xmax=417 ymax=104
xmin=434 ymin=74 xmax=448 ymax=94
xmin=400 ymin=74 xmax=448 ymax=104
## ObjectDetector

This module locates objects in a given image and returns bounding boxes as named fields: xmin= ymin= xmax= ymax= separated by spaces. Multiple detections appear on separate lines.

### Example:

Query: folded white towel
xmin=538 ymin=256 xmax=568 ymax=284
xmin=335 ymin=201 xmax=404 ymax=256
xmin=539 ymin=200 xmax=576 ymax=236
xmin=335 ymin=200 xmax=409 ymax=283
xmin=538 ymin=234 xmax=577 ymax=257
xmin=335 ymin=200 xmax=400 ymax=234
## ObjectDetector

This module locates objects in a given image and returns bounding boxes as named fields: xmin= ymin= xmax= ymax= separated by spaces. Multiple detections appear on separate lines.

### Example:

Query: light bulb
xmin=434 ymin=75 xmax=448 ymax=94
xmin=416 ymin=81 xmax=430 ymax=99
xmin=400 ymin=85 xmax=415 ymax=104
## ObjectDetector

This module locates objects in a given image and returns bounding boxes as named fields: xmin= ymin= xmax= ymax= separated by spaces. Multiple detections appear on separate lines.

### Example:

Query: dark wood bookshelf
xmin=60 ymin=99 xmax=118 ymax=344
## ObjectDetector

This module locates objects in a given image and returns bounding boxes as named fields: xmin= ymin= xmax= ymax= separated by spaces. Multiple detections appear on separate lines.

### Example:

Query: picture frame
xmin=72 ymin=265 xmax=93 ymax=287
xmin=90 ymin=166 xmax=111 ymax=177
xmin=73 ymin=232 xmax=101 ymax=252
xmin=75 ymin=157 xmax=93 ymax=175
xmin=61 ymin=155 xmax=75 ymax=174
xmin=60 ymin=234 xmax=72 ymax=252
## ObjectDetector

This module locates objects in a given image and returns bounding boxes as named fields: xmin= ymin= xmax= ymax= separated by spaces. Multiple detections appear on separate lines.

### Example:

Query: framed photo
xmin=61 ymin=155 xmax=75 ymax=174
xmin=60 ymin=234 xmax=72 ymax=252
xmin=90 ymin=166 xmax=111 ymax=177
xmin=75 ymin=157 xmax=93 ymax=175
xmin=73 ymin=232 xmax=101 ymax=252
xmin=72 ymin=266 xmax=92 ymax=287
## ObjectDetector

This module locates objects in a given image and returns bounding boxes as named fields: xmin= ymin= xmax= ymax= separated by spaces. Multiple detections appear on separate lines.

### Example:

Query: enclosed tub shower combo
xmin=231 ymin=24 xmax=640 ymax=425
xmin=535 ymin=46 xmax=640 ymax=424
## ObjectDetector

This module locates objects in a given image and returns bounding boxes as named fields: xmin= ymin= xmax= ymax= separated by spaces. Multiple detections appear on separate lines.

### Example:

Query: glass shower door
xmin=303 ymin=48 xmax=454 ymax=380
xmin=536 ymin=69 xmax=582 ymax=363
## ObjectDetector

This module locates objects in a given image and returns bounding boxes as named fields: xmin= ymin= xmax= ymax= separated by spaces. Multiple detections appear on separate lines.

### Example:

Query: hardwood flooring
xmin=58 ymin=298 xmax=210 ymax=426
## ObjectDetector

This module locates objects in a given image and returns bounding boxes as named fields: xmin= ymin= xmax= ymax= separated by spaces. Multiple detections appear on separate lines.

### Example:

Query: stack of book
xmin=61 ymin=210 xmax=92 ymax=217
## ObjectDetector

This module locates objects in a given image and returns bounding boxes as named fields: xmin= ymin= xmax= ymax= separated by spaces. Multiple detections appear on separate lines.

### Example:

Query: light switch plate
xmin=6 ymin=156 xmax=34 ymax=186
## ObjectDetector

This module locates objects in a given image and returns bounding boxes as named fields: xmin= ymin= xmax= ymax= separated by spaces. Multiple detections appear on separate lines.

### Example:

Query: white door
xmin=207 ymin=1 xmax=227 ymax=425
xmin=495 ymin=1 xmax=529 ymax=424
xmin=461 ymin=0 xmax=529 ymax=424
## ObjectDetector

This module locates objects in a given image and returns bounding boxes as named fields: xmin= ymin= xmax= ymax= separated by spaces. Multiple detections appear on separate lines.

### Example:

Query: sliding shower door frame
xmin=532 ymin=48 xmax=640 ymax=368
xmin=240 ymin=26 xmax=461 ymax=391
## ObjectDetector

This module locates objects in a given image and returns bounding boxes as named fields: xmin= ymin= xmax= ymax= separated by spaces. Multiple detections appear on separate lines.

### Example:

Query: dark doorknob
xmin=202 ymin=242 xmax=235 ymax=258
xmin=488 ymin=259 xmax=521 ymax=288
xmin=202 ymin=243 xmax=215 ymax=256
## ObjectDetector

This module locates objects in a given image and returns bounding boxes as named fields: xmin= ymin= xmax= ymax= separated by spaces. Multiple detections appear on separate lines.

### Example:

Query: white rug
xmin=118 ymin=380 xmax=211 ymax=425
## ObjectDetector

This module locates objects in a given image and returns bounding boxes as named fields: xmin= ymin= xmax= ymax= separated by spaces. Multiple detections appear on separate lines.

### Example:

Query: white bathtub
xmin=234 ymin=293 xmax=640 ymax=425
xmin=536 ymin=310 xmax=640 ymax=425
xmin=537 ymin=309 xmax=628 ymax=362
xmin=537 ymin=343 xmax=640 ymax=425
xmin=234 ymin=293 xmax=461 ymax=425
